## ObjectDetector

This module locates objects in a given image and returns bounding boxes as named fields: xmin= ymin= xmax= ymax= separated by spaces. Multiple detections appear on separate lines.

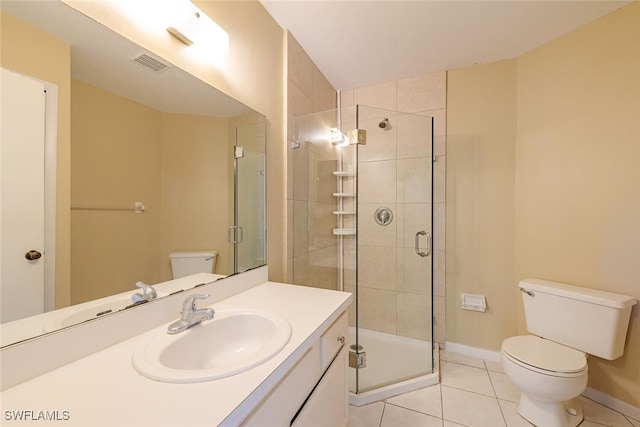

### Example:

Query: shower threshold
xmin=347 ymin=327 xmax=440 ymax=406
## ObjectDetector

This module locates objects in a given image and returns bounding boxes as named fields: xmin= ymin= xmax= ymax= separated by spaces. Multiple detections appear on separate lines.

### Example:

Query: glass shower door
xmin=353 ymin=105 xmax=434 ymax=394
xmin=290 ymin=105 xmax=434 ymax=399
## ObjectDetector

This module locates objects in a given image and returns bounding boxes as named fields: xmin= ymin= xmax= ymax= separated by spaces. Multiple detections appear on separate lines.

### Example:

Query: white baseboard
xmin=444 ymin=341 xmax=640 ymax=422
xmin=444 ymin=341 xmax=501 ymax=362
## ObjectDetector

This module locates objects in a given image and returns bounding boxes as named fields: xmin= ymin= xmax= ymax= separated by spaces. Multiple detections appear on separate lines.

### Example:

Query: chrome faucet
xmin=132 ymin=281 xmax=157 ymax=303
xmin=167 ymin=294 xmax=214 ymax=334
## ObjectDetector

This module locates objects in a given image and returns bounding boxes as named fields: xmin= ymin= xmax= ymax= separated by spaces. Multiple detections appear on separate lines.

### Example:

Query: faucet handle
xmin=132 ymin=281 xmax=157 ymax=302
xmin=138 ymin=281 xmax=157 ymax=298
xmin=183 ymin=293 xmax=210 ymax=311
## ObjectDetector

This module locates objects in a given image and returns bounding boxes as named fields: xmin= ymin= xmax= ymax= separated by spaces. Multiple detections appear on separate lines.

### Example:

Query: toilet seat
xmin=502 ymin=335 xmax=587 ymax=378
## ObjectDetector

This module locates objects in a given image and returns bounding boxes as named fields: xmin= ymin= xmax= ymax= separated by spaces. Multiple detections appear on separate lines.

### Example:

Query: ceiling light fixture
xmin=113 ymin=0 xmax=229 ymax=58
xmin=167 ymin=23 xmax=195 ymax=46
xmin=166 ymin=1 xmax=228 ymax=56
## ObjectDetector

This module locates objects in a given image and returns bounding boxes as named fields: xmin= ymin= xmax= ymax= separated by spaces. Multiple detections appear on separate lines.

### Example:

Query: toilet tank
xmin=169 ymin=251 xmax=218 ymax=279
xmin=520 ymin=278 xmax=636 ymax=360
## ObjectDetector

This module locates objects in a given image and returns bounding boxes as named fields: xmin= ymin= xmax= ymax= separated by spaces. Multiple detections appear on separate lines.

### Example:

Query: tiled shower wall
xmin=340 ymin=73 xmax=447 ymax=344
xmin=285 ymin=31 xmax=447 ymax=344
xmin=285 ymin=33 xmax=338 ymax=287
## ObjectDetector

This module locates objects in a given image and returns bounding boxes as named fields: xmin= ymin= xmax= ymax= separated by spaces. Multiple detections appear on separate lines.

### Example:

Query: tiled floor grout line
xmin=589 ymin=421 xmax=621 ymax=427
xmin=385 ymin=401 xmax=446 ymax=421
xmin=441 ymin=383 xmax=497 ymax=399
xmin=438 ymin=356 xmax=445 ymax=426
xmin=434 ymin=361 xmax=445 ymax=427
xmin=483 ymin=359 xmax=509 ymax=427
xmin=378 ymin=401 xmax=386 ymax=427
xmin=439 ymin=383 xmax=446 ymax=427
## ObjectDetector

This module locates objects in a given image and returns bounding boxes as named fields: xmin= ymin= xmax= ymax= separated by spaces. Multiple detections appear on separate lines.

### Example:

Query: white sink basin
xmin=132 ymin=308 xmax=291 ymax=383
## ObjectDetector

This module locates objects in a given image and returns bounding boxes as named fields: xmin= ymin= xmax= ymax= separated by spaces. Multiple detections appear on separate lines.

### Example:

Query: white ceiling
xmin=261 ymin=0 xmax=632 ymax=90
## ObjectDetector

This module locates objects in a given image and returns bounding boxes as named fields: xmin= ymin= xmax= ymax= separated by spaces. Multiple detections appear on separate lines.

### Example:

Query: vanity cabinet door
xmin=241 ymin=344 xmax=321 ymax=427
xmin=291 ymin=347 xmax=347 ymax=427
xmin=240 ymin=312 xmax=348 ymax=427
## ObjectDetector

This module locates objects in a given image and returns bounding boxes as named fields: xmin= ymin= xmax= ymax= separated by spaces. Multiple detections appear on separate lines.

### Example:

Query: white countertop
xmin=0 ymin=282 xmax=352 ymax=426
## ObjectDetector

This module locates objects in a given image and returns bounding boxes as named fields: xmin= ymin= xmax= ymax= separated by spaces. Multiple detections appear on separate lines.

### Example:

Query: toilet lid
xmin=502 ymin=336 xmax=587 ymax=374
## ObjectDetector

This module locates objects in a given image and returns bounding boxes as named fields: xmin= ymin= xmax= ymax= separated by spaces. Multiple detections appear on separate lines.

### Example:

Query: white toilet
xmin=501 ymin=278 xmax=636 ymax=427
xmin=169 ymin=251 xmax=218 ymax=279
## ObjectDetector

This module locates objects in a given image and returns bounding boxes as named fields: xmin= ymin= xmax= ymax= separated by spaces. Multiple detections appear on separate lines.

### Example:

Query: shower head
xmin=378 ymin=118 xmax=390 ymax=129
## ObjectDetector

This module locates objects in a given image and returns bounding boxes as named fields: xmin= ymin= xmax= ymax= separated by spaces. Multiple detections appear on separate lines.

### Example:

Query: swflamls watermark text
xmin=4 ymin=410 xmax=70 ymax=422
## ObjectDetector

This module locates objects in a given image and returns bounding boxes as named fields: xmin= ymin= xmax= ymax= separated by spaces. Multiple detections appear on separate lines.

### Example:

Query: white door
xmin=0 ymin=68 xmax=46 ymax=323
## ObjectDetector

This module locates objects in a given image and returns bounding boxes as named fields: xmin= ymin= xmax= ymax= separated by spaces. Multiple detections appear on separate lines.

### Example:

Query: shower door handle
xmin=415 ymin=231 xmax=431 ymax=257
xmin=227 ymin=226 xmax=244 ymax=244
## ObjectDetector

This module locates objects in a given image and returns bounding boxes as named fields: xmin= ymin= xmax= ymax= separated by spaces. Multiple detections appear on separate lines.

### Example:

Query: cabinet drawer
xmin=319 ymin=312 xmax=347 ymax=370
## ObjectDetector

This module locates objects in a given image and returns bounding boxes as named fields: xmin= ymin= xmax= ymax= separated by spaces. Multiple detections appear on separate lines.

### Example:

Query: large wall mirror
xmin=0 ymin=1 xmax=266 ymax=346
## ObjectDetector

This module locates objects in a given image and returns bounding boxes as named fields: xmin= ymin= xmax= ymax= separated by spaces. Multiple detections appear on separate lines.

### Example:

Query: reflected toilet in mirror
xmin=169 ymin=252 xmax=218 ymax=279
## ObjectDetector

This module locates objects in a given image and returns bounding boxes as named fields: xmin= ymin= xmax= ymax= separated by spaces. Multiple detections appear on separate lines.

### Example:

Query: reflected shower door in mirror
xmin=0 ymin=1 xmax=266 ymax=346
xmin=234 ymin=122 xmax=267 ymax=274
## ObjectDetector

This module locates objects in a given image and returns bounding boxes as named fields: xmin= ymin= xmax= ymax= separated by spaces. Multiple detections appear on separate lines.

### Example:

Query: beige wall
xmin=447 ymin=2 xmax=639 ymax=407
xmin=516 ymin=2 xmax=640 ymax=407
xmin=0 ymin=13 xmax=72 ymax=308
xmin=61 ymin=0 xmax=286 ymax=281
xmin=71 ymin=80 xmax=162 ymax=302
xmin=446 ymin=60 xmax=518 ymax=350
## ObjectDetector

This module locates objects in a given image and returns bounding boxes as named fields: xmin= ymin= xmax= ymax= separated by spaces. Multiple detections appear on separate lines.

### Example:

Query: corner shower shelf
xmin=333 ymin=193 xmax=356 ymax=198
xmin=333 ymin=171 xmax=355 ymax=177
xmin=333 ymin=228 xmax=356 ymax=236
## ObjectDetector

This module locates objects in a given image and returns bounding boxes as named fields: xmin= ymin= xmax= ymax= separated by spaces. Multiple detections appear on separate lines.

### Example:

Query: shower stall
xmin=291 ymin=105 xmax=437 ymax=405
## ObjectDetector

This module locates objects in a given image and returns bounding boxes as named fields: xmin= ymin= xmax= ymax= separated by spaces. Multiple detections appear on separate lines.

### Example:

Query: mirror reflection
xmin=0 ymin=1 xmax=266 ymax=346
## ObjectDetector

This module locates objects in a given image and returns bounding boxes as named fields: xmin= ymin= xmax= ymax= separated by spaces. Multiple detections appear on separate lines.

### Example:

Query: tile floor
xmin=347 ymin=350 xmax=640 ymax=427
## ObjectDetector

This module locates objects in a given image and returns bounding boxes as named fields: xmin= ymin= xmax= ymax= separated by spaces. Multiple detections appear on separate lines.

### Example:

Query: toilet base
xmin=518 ymin=395 xmax=583 ymax=427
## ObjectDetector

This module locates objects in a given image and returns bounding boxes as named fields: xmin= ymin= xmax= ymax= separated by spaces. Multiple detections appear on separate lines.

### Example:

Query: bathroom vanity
xmin=0 ymin=269 xmax=352 ymax=426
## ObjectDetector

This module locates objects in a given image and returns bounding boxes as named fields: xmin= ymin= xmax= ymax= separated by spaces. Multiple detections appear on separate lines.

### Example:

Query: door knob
xmin=25 ymin=250 xmax=42 ymax=260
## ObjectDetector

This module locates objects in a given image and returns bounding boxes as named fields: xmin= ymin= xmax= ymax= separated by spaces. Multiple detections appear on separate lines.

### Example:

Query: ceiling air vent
xmin=130 ymin=51 xmax=172 ymax=73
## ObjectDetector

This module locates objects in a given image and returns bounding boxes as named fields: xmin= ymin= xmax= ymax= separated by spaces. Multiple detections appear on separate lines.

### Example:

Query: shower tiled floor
xmin=347 ymin=350 xmax=640 ymax=427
